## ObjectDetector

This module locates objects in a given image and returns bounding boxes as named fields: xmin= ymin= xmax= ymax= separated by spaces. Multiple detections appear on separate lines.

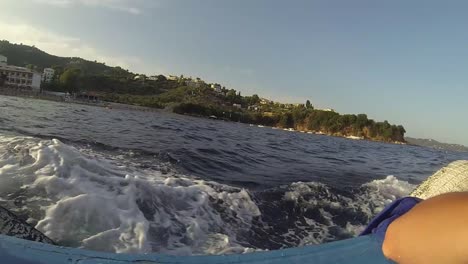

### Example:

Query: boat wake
xmin=0 ymin=134 xmax=415 ymax=255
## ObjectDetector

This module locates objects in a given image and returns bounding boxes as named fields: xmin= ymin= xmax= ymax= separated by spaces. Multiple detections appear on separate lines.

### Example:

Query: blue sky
xmin=1 ymin=0 xmax=468 ymax=145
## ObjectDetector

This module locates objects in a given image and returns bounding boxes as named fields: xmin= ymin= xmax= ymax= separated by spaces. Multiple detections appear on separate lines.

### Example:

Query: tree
xmin=306 ymin=100 xmax=313 ymax=109
xmin=59 ymin=68 xmax=82 ymax=93
xmin=243 ymin=94 xmax=261 ymax=106
xmin=356 ymin=114 xmax=368 ymax=128
xmin=26 ymin=64 xmax=36 ymax=71
xmin=278 ymin=113 xmax=294 ymax=128
xmin=251 ymin=94 xmax=260 ymax=105
xmin=292 ymin=107 xmax=307 ymax=126
xmin=397 ymin=125 xmax=406 ymax=135
xmin=226 ymin=89 xmax=242 ymax=104
xmin=226 ymin=89 xmax=237 ymax=100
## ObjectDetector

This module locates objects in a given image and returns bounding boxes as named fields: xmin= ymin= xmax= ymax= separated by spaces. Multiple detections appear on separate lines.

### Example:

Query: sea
xmin=1 ymin=95 xmax=467 ymax=255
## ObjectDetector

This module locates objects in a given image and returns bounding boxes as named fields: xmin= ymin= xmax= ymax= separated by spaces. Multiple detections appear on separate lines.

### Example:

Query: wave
xmin=249 ymin=175 xmax=415 ymax=249
xmin=0 ymin=134 xmax=416 ymax=255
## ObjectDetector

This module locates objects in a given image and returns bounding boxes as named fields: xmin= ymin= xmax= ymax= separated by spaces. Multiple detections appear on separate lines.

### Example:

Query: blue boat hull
xmin=0 ymin=234 xmax=392 ymax=264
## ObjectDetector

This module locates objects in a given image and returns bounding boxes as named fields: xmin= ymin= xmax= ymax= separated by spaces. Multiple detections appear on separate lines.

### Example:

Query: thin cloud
xmin=32 ymin=0 xmax=143 ymax=15
xmin=0 ymin=20 xmax=149 ymax=72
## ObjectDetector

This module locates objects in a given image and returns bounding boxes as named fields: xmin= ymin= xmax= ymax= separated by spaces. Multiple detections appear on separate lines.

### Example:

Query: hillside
xmin=406 ymin=137 xmax=468 ymax=152
xmin=0 ymin=40 xmax=407 ymax=143
xmin=0 ymin=40 xmax=181 ymax=96
xmin=0 ymin=40 xmax=115 ymax=75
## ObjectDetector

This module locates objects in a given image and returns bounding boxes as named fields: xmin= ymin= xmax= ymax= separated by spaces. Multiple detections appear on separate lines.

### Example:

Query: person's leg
xmin=383 ymin=192 xmax=468 ymax=263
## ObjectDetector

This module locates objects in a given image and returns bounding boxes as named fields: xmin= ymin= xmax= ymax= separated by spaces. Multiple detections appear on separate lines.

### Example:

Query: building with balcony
xmin=0 ymin=64 xmax=41 ymax=90
xmin=185 ymin=78 xmax=204 ymax=88
xmin=210 ymin=83 xmax=222 ymax=93
xmin=42 ymin=68 xmax=55 ymax=83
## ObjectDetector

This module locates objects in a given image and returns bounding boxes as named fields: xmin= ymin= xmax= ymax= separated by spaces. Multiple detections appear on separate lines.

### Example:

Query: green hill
xmin=406 ymin=137 xmax=468 ymax=152
xmin=0 ymin=40 xmax=180 ymax=96
xmin=0 ymin=40 xmax=114 ymax=75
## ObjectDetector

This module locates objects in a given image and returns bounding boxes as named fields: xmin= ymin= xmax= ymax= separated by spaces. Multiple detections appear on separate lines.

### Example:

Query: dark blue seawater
xmin=0 ymin=95 xmax=467 ymax=255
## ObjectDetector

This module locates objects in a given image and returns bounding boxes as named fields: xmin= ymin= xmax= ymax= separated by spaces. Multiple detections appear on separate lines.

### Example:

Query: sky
xmin=1 ymin=0 xmax=468 ymax=145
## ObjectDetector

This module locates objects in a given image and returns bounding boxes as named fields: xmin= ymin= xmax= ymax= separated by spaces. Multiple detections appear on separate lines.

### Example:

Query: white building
xmin=134 ymin=75 xmax=146 ymax=81
xmin=42 ymin=68 xmax=55 ymax=83
xmin=185 ymin=78 xmax=204 ymax=88
xmin=210 ymin=84 xmax=222 ymax=93
xmin=32 ymin=72 xmax=42 ymax=90
xmin=148 ymin=75 xmax=158 ymax=81
xmin=233 ymin=103 xmax=242 ymax=109
xmin=248 ymin=105 xmax=259 ymax=111
xmin=0 ymin=55 xmax=7 ymax=65
xmin=0 ymin=64 xmax=41 ymax=90
xmin=167 ymin=75 xmax=179 ymax=81
xmin=260 ymin=98 xmax=271 ymax=105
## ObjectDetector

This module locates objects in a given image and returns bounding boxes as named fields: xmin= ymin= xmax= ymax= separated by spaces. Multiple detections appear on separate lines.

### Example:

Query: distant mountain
xmin=0 ymin=40 xmax=178 ymax=95
xmin=0 ymin=40 xmax=118 ymax=75
xmin=406 ymin=137 xmax=468 ymax=152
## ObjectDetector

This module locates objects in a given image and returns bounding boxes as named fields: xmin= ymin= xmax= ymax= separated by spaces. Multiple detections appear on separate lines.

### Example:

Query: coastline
xmin=0 ymin=90 xmax=406 ymax=145
xmin=177 ymin=112 xmax=407 ymax=145
xmin=0 ymin=88 xmax=160 ymax=112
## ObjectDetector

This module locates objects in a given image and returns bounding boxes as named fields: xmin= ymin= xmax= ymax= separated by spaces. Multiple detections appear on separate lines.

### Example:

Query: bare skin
xmin=383 ymin=192 xmax=468 ymax=263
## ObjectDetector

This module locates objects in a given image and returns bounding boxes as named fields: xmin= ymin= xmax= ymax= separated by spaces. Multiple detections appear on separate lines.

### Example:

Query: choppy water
xmin=0 ymin=95 xmax=467 ymax=255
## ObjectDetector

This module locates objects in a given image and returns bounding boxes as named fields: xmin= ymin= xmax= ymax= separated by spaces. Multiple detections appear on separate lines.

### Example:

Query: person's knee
xmin=383 ymin=192 xmax=468 ymax=263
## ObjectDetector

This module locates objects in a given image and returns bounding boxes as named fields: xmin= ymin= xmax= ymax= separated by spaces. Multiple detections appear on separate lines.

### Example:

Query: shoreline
xmin=177 ymin=112 xmax=407 ymax=145
xmin=0 ymin=88 xmax=161 ymax=112
xmin=0 ymin=91 xmax=406 ymax=145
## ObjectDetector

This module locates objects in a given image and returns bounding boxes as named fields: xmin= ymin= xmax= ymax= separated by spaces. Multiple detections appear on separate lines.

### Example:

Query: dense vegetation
xmin=0 ymin=40 xmax=406 ymax=143
xmin=0 ymin=41 xmax=178 ymax=97
xmin=174 ymin=103 xmax=406 ymax=142
xmin=0 ymin=40 xmax=110 ymax=74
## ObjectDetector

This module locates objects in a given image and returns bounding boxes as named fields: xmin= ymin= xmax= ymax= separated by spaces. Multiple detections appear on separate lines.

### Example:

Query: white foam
xmin=0 ymin=133 xmax=418 ymax=255
xmin=279 ymin=175 xmax=416 ymax=245
xmin=359 ymin=175 xmax=416 ymax=213
xmin=0 ymin=134 xmax=261 ymax=255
